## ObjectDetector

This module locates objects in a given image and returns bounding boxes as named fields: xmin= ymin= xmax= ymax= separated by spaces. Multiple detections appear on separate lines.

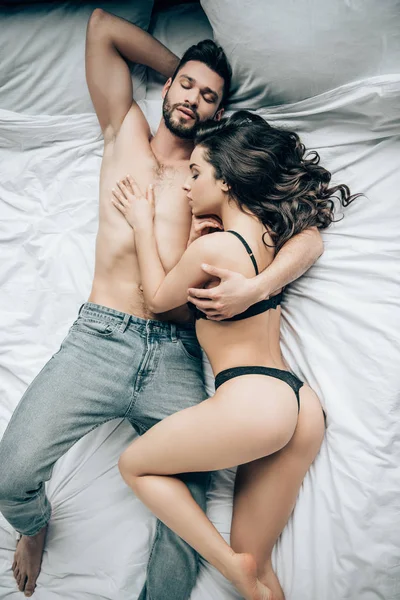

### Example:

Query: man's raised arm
xmin=187 ymin=228 xmax=324 ymax=320
xmin=85 ymin=8 xmax=179 ymax=141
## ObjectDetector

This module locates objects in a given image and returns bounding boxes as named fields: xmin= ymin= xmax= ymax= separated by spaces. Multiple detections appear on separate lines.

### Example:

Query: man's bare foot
xmin=227 ymin=552 xmax=273 ymax=600
xmin=260 ymin=564 xmax=285 ymax=600
xmin=12 ymin=526 xmax=47 ymax=597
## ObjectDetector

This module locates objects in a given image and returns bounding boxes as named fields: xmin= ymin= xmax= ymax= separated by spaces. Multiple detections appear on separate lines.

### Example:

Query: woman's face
xmin=183 ymin=145 xmax=227 ymax=217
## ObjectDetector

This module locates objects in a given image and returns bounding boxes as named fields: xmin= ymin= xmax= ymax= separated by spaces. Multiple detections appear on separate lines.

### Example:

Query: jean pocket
xmin=177 ymin=336 xmax=202 ymax=361
xmin=73 ymin=317 xmax=118 ymax=338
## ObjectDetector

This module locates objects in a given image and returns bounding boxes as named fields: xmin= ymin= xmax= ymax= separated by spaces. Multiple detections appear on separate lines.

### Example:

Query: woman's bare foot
xmin=260 ymin=564 xmax=285 ymax=600
xmin=227 ymin=552 xmax=273 ymax=600
xmin=12 ymin=526 xmax=47 ymax=597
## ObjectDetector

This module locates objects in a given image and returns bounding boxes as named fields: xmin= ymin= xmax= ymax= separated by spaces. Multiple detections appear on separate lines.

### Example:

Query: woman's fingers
xmin=127 ymin=174 xmax=144 ymax=198
xmin=112 ymin=187 xmax=125 ymax=203
xmin=147 ymin=183 xmax=155 ymax=206
xmin=116 ymin=176 xmax=155 ymax=204
xmin=147 ymin=184 xmax=155 ymax=217
xmin=123 ymin=176 xmax=134 ymax=194
xmin=111 ymin=199 xmax=126 ymax=214
xmin=112 ymin=188 xmax=121 ymax=201
xmin=111 ymin=188 xmax=126 ymax=214
xmin=194 ymin=221 xmax=222 ymax=233
xmin=117 ymin=180 xmax=129 ymax=198
xmin=206 ymin=220 xmax=223 ymax=230
xmin=195 ymin=221 xmax=214 ymax=231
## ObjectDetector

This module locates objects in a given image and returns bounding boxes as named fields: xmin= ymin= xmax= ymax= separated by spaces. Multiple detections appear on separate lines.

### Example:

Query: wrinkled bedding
xmin=0 ymin=3 xmax=399 ymax=599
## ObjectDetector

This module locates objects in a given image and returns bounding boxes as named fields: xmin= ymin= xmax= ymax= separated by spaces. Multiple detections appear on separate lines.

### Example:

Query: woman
xmin=111 ymin=111 xmax=357 ymax=600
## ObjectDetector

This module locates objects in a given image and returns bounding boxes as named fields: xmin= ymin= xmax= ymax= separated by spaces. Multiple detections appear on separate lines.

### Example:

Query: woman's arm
xmin=112 ymin=177 xmax=214 ymax=313
xmin=135 ymin=225 xmax=217 ymax=313
xmin=187 ymin=227 xmax=323 ymax=320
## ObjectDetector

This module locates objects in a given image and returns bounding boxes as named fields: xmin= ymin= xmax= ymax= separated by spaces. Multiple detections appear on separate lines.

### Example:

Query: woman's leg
xmin=230 ymin=385 xmax=325 ymax=600
xmin=119 ymin=375 xmax=299 ymax=600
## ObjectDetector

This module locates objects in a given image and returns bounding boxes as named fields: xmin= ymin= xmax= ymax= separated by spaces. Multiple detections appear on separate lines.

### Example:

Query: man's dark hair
xmin=171 ymin=39 xmax=232 ymax=107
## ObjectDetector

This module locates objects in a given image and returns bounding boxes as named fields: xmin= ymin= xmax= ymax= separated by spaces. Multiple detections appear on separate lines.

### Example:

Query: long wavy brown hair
xmin=195 ymin=111 xmax=360 ymax=252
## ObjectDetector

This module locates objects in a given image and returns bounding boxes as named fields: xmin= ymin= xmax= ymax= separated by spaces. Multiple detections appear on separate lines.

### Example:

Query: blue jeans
xmin=0 ymin=302 xmax=209 ymax=600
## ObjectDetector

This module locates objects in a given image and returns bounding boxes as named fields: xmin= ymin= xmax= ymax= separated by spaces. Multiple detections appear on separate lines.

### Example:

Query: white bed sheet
xmin=0 ymin=1 xmax=153 ymax=115
xmin=0 ymin=5 xmax=400 ymax=600
xmin=1 ymin=74 xmax=399 ymax=600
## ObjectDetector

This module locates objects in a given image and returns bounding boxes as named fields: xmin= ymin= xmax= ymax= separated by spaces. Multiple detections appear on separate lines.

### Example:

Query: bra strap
xmin=226 ymin=230 xmax=259 ymax=275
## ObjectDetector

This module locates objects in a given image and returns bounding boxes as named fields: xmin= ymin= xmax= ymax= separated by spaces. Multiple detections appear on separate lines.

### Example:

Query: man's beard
xmin=162 ymin=95 xmax=201 ymax=140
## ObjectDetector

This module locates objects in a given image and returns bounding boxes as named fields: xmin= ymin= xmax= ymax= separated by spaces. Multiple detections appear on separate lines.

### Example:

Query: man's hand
xmin=186 ymin=216 xmax=223 ymax=247
xmin=188 ymin=227 xmax=324 ymax=320
xmin=187 ymin=264 xmax=259 ymax=321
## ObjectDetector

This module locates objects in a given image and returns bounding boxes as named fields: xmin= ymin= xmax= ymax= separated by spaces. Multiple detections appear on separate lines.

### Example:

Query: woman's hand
xmin=111 ymin=175 xmax=155 ymax=230
xmin=187 ymin=215 xmax=223 ymax=247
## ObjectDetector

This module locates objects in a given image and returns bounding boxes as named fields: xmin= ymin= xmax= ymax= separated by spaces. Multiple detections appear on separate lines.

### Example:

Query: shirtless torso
xmin=85 ymin=9 xmax=225 ymax=321
xmin=89 ymin=103 xmax=192 ymax=322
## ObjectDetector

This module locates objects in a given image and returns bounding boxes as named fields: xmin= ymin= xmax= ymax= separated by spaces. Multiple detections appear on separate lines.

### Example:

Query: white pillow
xmin=200 ymin=0 xmax=400 ymax=108
xmin=0 ymin=1 xmax=154 ymax=115
xmin=146 ymin=2 xmax=213 ymax=102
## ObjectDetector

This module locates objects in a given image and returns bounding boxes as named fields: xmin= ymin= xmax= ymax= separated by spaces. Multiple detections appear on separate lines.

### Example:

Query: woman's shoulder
xmin=187 ymin=231 xmax=236 ymax=262
xmin=190 ymin=231 xmax=270 ymax=276
xmin=189 ymin=230 xmax=227 ymax=251
xmin=194 ymin=230 xmax=239 ymax=252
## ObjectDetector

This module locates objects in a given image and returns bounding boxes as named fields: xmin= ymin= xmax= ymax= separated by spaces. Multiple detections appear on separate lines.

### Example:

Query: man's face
xmin=162 ymin=60 xmax=225 ymax=139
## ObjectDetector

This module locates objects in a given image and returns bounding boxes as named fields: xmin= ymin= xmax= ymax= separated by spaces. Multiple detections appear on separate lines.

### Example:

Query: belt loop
xmin=170 ymin=323 xmax=177 ymax=342
xmin=119 ymin=313 xmax=131 ymax=333
xmin=78 ymin=303 xmax=85 ymax=316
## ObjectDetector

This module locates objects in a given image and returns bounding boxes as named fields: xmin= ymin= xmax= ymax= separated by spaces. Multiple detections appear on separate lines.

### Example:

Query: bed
xmin=0 ymin=1 xmax=399 ymax=598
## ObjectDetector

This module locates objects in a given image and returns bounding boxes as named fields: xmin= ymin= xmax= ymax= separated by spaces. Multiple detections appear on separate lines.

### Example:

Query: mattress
xmin=0 ymin=3 xmax=399 ymax=599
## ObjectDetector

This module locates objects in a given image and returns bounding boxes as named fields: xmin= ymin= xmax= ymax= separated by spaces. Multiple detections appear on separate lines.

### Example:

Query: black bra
xmin=188 ymin=230 xmax=283 ymax=322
